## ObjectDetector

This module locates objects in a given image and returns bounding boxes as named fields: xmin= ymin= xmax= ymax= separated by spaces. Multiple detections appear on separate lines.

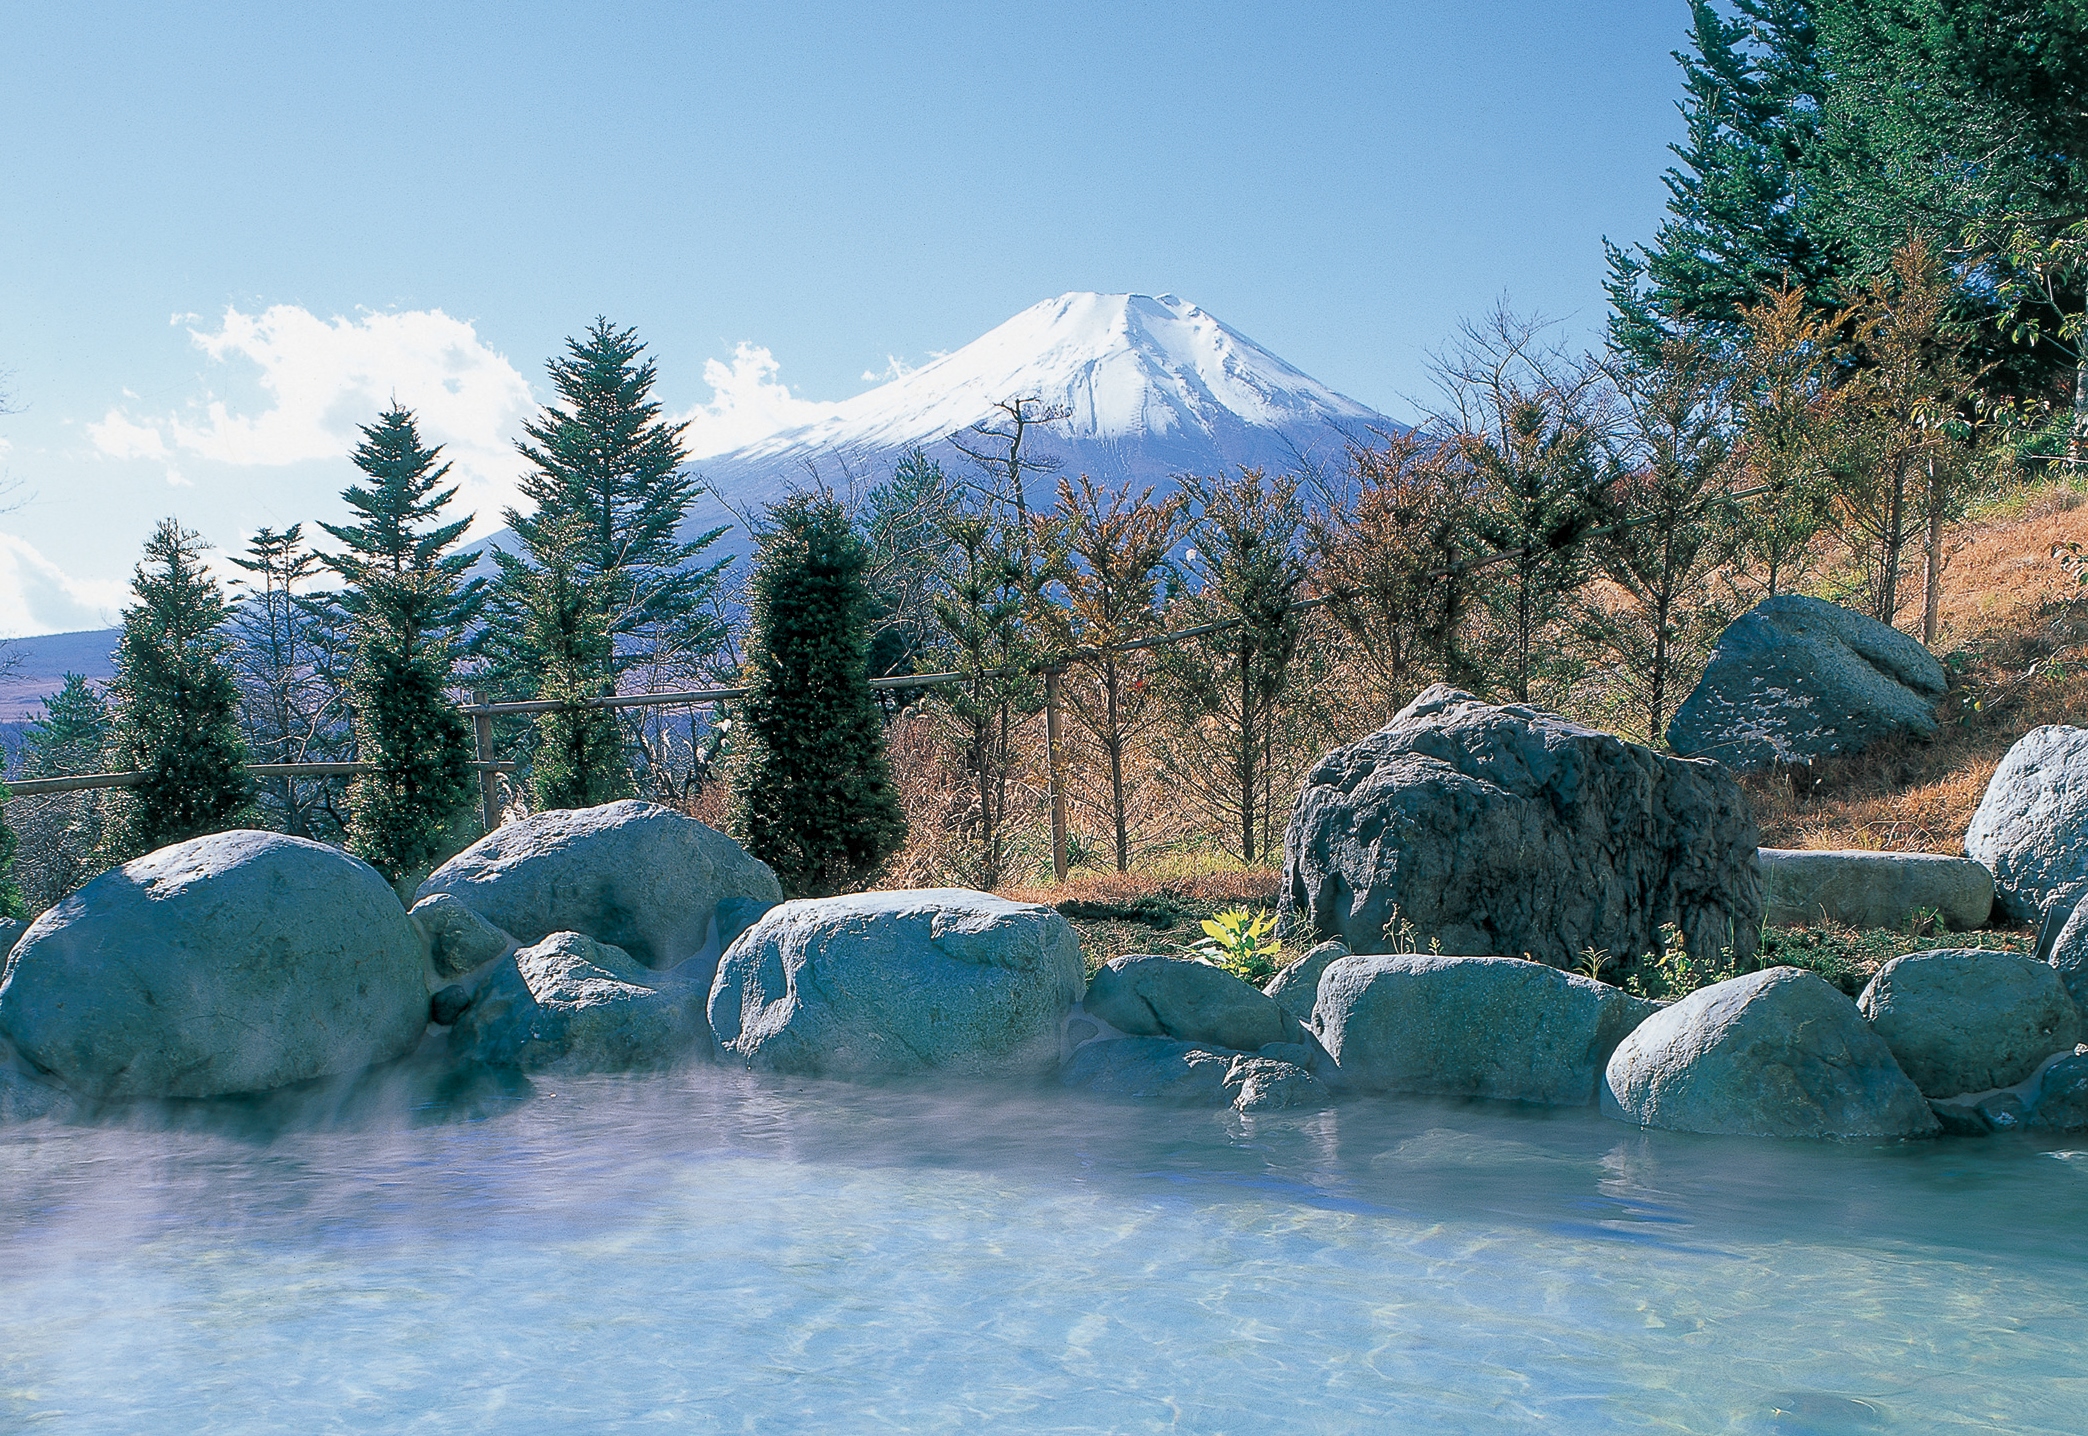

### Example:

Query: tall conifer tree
xmin=320 ymin=404 xmax=483 ymax=882
xmin=732 ymin=493 xmax=906 ymax=897
xmin=102 ymin=519 xmax=252 ymax=859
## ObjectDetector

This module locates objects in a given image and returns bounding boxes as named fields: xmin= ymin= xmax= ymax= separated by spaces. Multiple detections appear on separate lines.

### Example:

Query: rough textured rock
xmin=1262 ymin=939 xmax=1347 ymax=1024
xmin=418 ymin=800 xmax=782 ymax=980
xmin=1857 ymin=949 xmax=2082 ymax=1097
xmin=1760 ymin=849 xmax=1993 ymax=931
xmin=448 ymin=932 xmax=709 ymax=1072
xmin=708 ymin=889 xmax=1084 ymax=1077
xmin=429 ymin=984 xmax=474 ymax=1027
xmin=1601 ymin=967 xmax=1939 ymax=1138
xmin=1058 ymin=1038 xmax=1328 ymax=1112
xmin=1284 ymin=686 xmax=1761 ymax=971
xmin=1666 ymin=595 xmax=1946 ymax=772
xmin=0 ymin=1061 xmax=67 ymax=1122
xmin=2026 ymin=1052 xmax=2088 ymax=1130
xmin=0 ymin=831 xmax=427 ymax=1101
xmin=0 ymin=918 xmax=27 ymax=957
xmin=409 ymin=892 xmax=516 ymax=979
xmin=1313 ymin=954 xmax=1659 ymax=1105
xmin=2049 ymin=898 xmax=2088 ymax=1013
xmin=1060 ymin=1037 xmax=1235 ymax=1105
xmin=2034 ymin=882 xmax=2087 ymax=966
xmin=1224 ymin=1053 xmax=1330 ymax=1112
xmin=1085 ymin=953 xmax=1300 ymax=1052
xmin=1964 ymin=726 xmax=2088 ymax=923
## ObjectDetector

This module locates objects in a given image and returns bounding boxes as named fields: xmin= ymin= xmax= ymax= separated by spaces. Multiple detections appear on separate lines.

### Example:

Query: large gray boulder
xmin=1857 ymin=949 xmax=2082 ymax=1097
xmin=1666 ymin=595 xmax=1946 ymax=772
xmin=1084 ymin=953 xmax=1300 ymax=1052
xmin=417 ymin=801 xmax=782 ymax=982
xmin=1602 ymin=967 xmax=1938 ymax=1138
xmin=1283 ymin=686 xmax=1761 ymax=971
xmin=1759 ymin=849 xmax=1994 ymax=931
xmin=448 ymin=931 xmax=709 ymax=1073
xmin=1262 ymin=939 xmax=1347 ymax=1024
xmin=1313 ymin=954 xmax=1658 ymax=1106
xmin=0 ymin=831 xmax=427 ymax=1101
xmin=2049 ymin=898 xmax=2088 ymax=1012
xmin=1964 ymin=726 xmax=2088 ymax=923
xmin=708 ymin=889 xmax=1084 ymax=1078
xmin=0 ymin=1059 xmax=68 ymax=1122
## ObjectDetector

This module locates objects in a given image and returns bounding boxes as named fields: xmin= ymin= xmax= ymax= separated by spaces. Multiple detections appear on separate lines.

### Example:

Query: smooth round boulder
xmin=417 ymin=800 xmax=782 ymax=981
xmin=1759 ymin=849 xmax=1993 ymax=932
xmin=1964 ymin=726 xmax=2088 ymax=923
xmin=0 ymin=831 xmax=427 ymax=1101
xmin=1666 ymin=595 xmax=1946 ymax=772
xmin=1084 ymin=953 xmax=1299 ymax=1052
xmin=707 ymin=889 xmax=1084 ymax=1078
xmin=1602 ymin=967 xmax=1938 ymax=1138
xmin=1857 ymin=949 xmax=2082 ymax=1097
xmin=1284 ymin=686 xmax=1761 ymax=972
xmin=1262 ymin=938 xmax=1347 ymax=1024
xmin=448 ymin=931 xmax=709 ymax=1073
xmin=1314 ymin=954 xmax=1658 ymax=1106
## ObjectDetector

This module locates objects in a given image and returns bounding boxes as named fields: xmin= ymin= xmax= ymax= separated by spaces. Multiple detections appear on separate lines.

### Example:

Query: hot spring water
xmin=3 ymin=1067 xmax=2084 ymax=1433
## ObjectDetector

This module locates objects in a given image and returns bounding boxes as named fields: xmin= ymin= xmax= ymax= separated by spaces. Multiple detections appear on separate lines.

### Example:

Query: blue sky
xmin=0 ymin=1 xmax=1692 ymax=636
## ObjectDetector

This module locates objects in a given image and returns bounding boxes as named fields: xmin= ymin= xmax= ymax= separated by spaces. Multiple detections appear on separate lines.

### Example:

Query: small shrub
xmin=1623 ymin=923 xmax=1741 ymax=1001
xmin=1191 ymin=906 xmax=1284 ymax=985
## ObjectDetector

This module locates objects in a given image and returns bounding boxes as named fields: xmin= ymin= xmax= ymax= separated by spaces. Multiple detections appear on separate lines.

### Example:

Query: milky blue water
xmin=3 ymin=1064 xmax=2085 ymax=1434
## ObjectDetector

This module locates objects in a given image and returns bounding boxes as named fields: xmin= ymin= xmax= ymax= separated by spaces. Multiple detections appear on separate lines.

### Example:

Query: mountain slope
xmin=698 ymin=292 xmax=1392 ymax=500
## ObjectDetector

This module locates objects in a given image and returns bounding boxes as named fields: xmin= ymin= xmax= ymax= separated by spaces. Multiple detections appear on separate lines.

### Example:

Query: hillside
xmin=1747 ymin=478 xmax=2088 ymax=855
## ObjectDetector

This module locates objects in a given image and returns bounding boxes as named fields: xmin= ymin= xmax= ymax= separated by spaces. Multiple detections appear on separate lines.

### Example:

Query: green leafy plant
xmin=1192 ymin=906 xmax=1284 ymax=985
xmin=1576 ymin=945 xmax=1617 ymax=984
xmin=1624 ymin=923 xmax=1740 ymax=1001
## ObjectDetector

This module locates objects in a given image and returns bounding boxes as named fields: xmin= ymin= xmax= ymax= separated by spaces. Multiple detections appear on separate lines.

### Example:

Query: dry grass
xmin=1749 ymin=478 xmax=2088 ymax=854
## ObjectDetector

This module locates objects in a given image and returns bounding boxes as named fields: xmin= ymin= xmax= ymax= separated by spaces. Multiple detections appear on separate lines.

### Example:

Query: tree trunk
xmin=1881 ymin=464 xmax=1906 ymax=627
xmin=1103 ymin=658 xmax=1129 ymax=872
xmin=1921 ymin=456 xmax=1945 ymax=649
xmin=1238 ymin=638 xmax=1256 ymax=864
xmin=2071 ymin=355 xmax=2088 ymax=470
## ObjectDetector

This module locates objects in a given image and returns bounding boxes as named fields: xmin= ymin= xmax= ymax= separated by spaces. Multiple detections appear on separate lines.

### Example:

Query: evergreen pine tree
xmin=102 ymin=518 xmax=252 ymax=859
xmin=496 ymin=508 xmax=631 ymax=809
xmin=0 ymin=792 xmax=26 ymax=920
xmin=20 ymin=674 xmax=110 ymax=778
xmin=11 ymin=674 xmax=111 ymax=906
xmin=320 ymin=404 xmax=484 ymax=882
xmin=732 ymin=493 xmax=906 ymax=897
xmin=485 ymin=319 xmax=729 ymax=799
xmin=1606 ymin=0 xmax=1840 ymax=361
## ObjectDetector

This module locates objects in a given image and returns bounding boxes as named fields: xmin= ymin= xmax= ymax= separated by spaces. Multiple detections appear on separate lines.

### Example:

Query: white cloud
xmin=675 ymin=343 xmax=841 ymax=459
xmin=0 ymin=532 xmax=128 ymax=638
xmin=93 ymin=305 xmax=536 ymax=532
xmin=87 ymin=410 xmax=168 ymax=461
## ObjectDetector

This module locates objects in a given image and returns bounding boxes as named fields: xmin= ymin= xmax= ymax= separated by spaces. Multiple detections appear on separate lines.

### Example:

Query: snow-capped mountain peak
xmin=713 ymin=291 xmax=1382 ymax=471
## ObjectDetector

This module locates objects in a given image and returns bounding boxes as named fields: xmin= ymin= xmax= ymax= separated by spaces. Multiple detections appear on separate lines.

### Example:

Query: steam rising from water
xmin=4 ymin=1064 xmax=2085 ymax=1432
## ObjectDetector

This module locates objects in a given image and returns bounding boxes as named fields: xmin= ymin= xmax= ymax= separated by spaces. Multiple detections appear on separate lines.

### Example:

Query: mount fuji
xmin=0 ymin=295 xmax=1396 ymax=718
xmin=686 ymin=292 xmax=1397 ymax=515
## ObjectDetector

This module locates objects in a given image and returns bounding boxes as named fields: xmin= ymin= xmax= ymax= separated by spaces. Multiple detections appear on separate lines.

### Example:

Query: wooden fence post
xmin=472 ymin=691 xmax=499 ymax=833
xmin=1045 ymin=666 xmax=1068 ymax=884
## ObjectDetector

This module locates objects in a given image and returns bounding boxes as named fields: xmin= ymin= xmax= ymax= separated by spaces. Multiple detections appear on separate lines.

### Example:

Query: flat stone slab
xmin=1760 ymin=849 xmax=1994 ymax=931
